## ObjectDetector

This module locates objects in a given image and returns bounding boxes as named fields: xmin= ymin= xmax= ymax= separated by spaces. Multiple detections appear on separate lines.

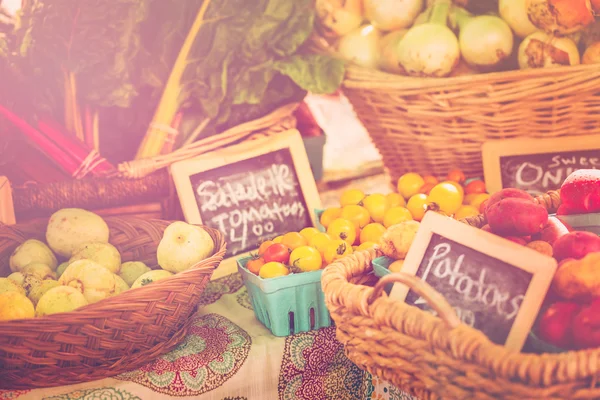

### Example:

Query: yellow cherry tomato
xmin=340 ymin=189 xmax=366 ymax=206
xmin=427 ymin=182 xmax=463 ymax=215
xmin=397 ymin=173 xmax=424 ymax=200
xmin=327 ymin=218 xmax=357 ymax=245
xmin=389 ymin=260 xmax=404 ymax=273
xmin=357 ymin=241 xmax=377 ymax=251
xmin=281 ymin=232 xmax=308 ymax=250
xmin=259 ymin=262 xmax=290 ymax=279
xmin=440 ymin=180 xmax=465 ymax=199
xmin=324 ymin=240 xmax=353 ymax=264
xmin=340 ymin=204 xmax=371 ymax=229
xmin=385 ymin=192 xmax=406 ymax=209
xmin=383 ymin=207 xmax=413 ymax=228
xmin=359 ymin=223 xmax=386 ymax=244
xmin=406 ymin=194 xmax=428 ymax=222
xmin=463 ymin=193 xmax=479 ymax=205
xmin=299 ymin=227 xmax=320 ymax=242
xmin=289 ymin=246 xmax=323 ymax=272
xmin=362 ymin=193 xmax=387 ymax=223
xmin=320 ymin=207 xmax=342 ymax=229
xmin=453 ymin=205 xmax=480 ymax=220
xmin=273 ymin=236 xmax=283 ymax=243
xmin=470 ymin=193 xmax=490 ymax=210
xmin=309 ymin=232 xmax=333 ymax=256
xmin=446 ymin=169 xmax=466 ymax=185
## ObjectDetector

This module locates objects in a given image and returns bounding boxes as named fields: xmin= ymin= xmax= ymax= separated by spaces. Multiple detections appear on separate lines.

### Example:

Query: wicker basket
xmin=319 ymin=190 xmax=600 ymax=400
xmin=0 ymin=217 xmax=226 ymax=390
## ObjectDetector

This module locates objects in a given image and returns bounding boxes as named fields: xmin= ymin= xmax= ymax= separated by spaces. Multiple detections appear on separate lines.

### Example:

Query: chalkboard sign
xmin=170 ymin=130 xmax=322 ymax=278
xmin=482 ymin=135 xmax=600 ymax=195
xmin=389 ymin=212 xmax=557 ymax=351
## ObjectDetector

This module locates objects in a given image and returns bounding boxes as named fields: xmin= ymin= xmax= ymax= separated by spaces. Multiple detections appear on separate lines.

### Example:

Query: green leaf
xmin=274 ymin=54 xmax=345 ymax=95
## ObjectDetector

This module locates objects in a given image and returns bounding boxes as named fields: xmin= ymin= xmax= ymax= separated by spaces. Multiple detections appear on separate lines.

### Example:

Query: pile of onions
xmin=338 ymin=25 xmax=382 ymax=69
xmin=525 ymin=0 xmax=595 ymax=36
xmin=315 ymin=0 xmax=364 ymax=37
xmin=499 ymin=0 xmax=537 ymax=38
xmin=363 ymin=0 xmax=424 ymax=31
xmin=452 ymin=7 xmax=514 ymax=70
xmin=396 ymin=0 xmax=460 ymax=77
xmin=379 ymin=30 xmax=408 ymax=73
xmin=518 ymin=31 xmax=581 ymax=69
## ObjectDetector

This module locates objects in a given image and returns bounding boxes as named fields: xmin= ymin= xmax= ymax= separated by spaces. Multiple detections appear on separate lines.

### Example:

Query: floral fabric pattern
xmin=198 ymin=273 xmax=244 ymax=306
xmin=236 ymin=288 xmax=253 ymax=310
xmin=278 ymin=327 xmax=373 ymax=400
xmin=44 ymin=388 xmax=141 ymax=400
xmin=0 ymin=391 xmax=30 ymax=400
xmin=118 ymin=313 xmax=251 ymax=396
xmin=369 ymin=376 xmax=417 ymax=400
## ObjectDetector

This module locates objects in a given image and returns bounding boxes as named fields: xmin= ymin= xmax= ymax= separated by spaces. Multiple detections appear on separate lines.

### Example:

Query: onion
xmin=499 ymin=0 xmax=538 ymax=39
xmin=338 ymin=25 xmax=382 ymax=68
xmin=518 ymin=31 xmax=581 ymax=69
xmin=452 ymin=7 xmax=514 ymax=70
xmin=379 ymin=30 xmax=408 ymax=74
xmin=364 ymin=0 xmax=424 ymax=31
xmin=396 ymin=1 xmax=460 ymax=77
xmin=583 ymin=42 xmax=600 ymax=64
xmin=413 ymin=6 xmax=433 ymax=26
xmin=526 ymin=0 xmax=595 ymax=36
xmin=316 ymin=0 xmax=364 ymax=38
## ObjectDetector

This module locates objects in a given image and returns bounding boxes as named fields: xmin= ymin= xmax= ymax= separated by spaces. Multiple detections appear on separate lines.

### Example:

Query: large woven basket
xmin=0 ymin=217 xmax=226 ymax=390
xmin=320 ymin=190 xmax=600 ymax=400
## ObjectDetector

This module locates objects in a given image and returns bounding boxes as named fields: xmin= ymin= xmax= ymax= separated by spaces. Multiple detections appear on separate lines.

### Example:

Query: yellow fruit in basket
xmin=281 ymin=232 xmax=308 ymax=250
xmin=441 ymin=180 xmax=465 ymax=198
xmin=114 ymin=274 xmax=130 ymax=294
xmin=309 ymin=232 xmax=333 ymax=255
xmin=259 ymin=262 xmax=290 ymax=279
xmin=397 ymin=173 xmax=425 ymax=199
xmin=360 ymin=223 xmax=386 ymax=244
xmin=273 ymin=235 xmax=283 ymax=243
xmin=379 ymin=221 xmax=421 ymax=260
xmin=324 ymin=240 xmax=354 ymax=264
xmin=157 ymin=222 xmax=215 ymax=273
xmin=9 ymin=239 xmax=58 ymax=273
xmin=427 ymin=183 xmax=463 ymax=215
xmin=453 ymin=205 xmax=480 ymax=220
xmin=463 ymin=193 xmax=478 ymax=205
xmin=389 ymin=260 xmax=404 ymax=273
xmin=46 ymin=208 xmax=110 ymax=258
xmin=7 ymin=272 xmax=24 ymax=286
xmin=290 ymin=246 xmax=323 ymax=272
xmin=320 ymin=207 xmax=342 ymax=229
xmin=0 ymin=291 xmax=35 ymax=321
xmin=357 ymin=241 xmax=377 ymax=251
xmin=327 ymin=218 xmax=357 ymax=245
xmin=300 ymin=227 xmax=320 ymax=242
xmin=59 ymin=260 xmax=117 ymax=304
xmin=22 ymin=275 xmax=42 ymax=296
xmin=406 ymin=194 xmax=428 ymax=222
xmin=341 ymin=205 xmax=371 ymax=229
xmin=362 ymin=194 xmax=387 ymax=223
xmin=0 ymin=277 xmax=25 ymax=296
xmin=69 ymin=242 xmax=122 ymax=274
xmin=385 ymin=192 xmax=406 ymax=209
xmin=470 ymin=193 xmax=490 ymax=211
xmin=383 ymin=207 xmax=413 ymax=228
xmin=21 ymin=263 xmax=56 ymax=280
xmin=119 ymin=261 xmax=151 ymax=287
xmin=35 ymin=286 xmax=88 ymax=317
xmin=340 ymin=189 xmax=366 ymax=206
xmin=27 ymin=279 xmax=61 ymax=306
xmin=56 ymin=262 xmax=70 ymax=278
xmin=131 ymin=270 xmax=174 ymax=289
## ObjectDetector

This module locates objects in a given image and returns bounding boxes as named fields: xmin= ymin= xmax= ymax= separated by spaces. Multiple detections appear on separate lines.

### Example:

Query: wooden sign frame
xmin=482 ymin=134 xmax=600 ymax=194
xmin=170 ymin=129 xmax=322 ymax=280
xmin=389 ymin=212 xmax=557 ymax=352
xmin=0 ymin=177 xmax=16 ymax=225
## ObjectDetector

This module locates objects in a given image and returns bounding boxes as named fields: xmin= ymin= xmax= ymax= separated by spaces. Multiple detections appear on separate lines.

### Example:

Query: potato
xmin=379 ymin=221 xmax=420 ymax=259
xmin=552 ymin=252 xmax=600 ymax=300
xmin=46 ymin=208 xmax=109 ymax=258
xmin=119 ymin=261 xmax=151 ymax=287
xmin=36 ymin=286 xmax=88 ymax=316
xmin=553 ymin=231 xmax=600 ymax=262
xmin=9 ymin=239 xmax=58 ymax=272
xmin=486 ymin=198 xmax=548 ymax=236
xmin=388 ymin=260 xmax=404 ymax=273
xmin=484 ymin=188 xmax=534 ymax=215
xmin=526 ymin=241 xmax=553 ymax=257
xmin=59 ymin=260 xmax=117 ymax=304
xmin=69 ymin=242 xmax=121 ymax=274
xmin=21 ymin=263 xmax=56 ymax=280
xmin=0 ymin=277 xmax=25 ymax=296
xmin=28 ymin=280 xmax=61 ymax=306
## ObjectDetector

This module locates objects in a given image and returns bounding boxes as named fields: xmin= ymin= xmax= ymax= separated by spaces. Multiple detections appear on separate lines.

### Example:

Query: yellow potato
xmin=379 ymin=221 xmax=420 ymax=259
xmin=553 ymin=253 xmax=600 ymax=300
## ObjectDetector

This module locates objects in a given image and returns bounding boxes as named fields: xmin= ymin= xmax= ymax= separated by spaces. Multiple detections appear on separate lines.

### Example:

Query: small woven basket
xmin=320 ymin=190 xmax=599 ymax=400
xmin=0 ymin=217 xmax=226 ymax=390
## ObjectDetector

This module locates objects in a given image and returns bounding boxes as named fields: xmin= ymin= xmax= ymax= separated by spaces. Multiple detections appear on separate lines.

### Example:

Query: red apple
xmin=538 ymin=301 xmax=582 ymax=348
xmin=560 ymin=169 xmax=600 ymax=214
xmin=532 ymin=216 xmax=571 ymax=246
xmin=484 ymin=188 xmax=534 ymax=216
xmin=553 ymin=231 xmax=600 ymax=262
xmin=572 ymin=298 xmax=600 ymax=349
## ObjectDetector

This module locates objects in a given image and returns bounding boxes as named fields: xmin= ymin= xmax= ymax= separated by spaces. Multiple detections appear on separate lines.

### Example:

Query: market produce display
xmin=317 ymin=0 xmax=600 ymax=77
xmin=0 ymin=209 xmax=215 ymax=321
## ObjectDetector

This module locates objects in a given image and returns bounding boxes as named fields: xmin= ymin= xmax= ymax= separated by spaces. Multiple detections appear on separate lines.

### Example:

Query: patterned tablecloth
xmin=0 ymin=273 xmax=416 ymax=400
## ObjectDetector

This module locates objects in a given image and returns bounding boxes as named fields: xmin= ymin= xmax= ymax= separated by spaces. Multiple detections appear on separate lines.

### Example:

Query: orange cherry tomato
xmin=246 ymin=257 xmax=266 ymax=275
xmin=465 ymin=180 xmax=486 ymax=195
xmin=447 ymin=169 xmax=466 ymax=185
xmin=418 ymin=183 xmax=436 ymax=195
xmin=258 ymin=240 xmax=275 ymax=256
xmin=281 ymin=232 xmax=308 ymax=250
xmin=422 ymin=175 xmax=439 ymax=185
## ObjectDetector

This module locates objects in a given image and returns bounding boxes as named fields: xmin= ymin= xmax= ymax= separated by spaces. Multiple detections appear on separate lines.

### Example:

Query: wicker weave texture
xmin=341 ymin=64 xmax=600 ymax=184
xmin=0 ymin=217 xmax=226 ymax=390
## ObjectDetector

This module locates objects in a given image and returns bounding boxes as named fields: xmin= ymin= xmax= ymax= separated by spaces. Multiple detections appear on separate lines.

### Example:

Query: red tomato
xmin=262 ymin=243 xmax=290 ymax=264
xmin=258 ymin=240 xmax=275 ymax=256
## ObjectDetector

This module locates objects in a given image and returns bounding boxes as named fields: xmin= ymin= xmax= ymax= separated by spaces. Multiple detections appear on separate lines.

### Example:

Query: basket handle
xmin=369 ymin=272 xmax=462 ymax=329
